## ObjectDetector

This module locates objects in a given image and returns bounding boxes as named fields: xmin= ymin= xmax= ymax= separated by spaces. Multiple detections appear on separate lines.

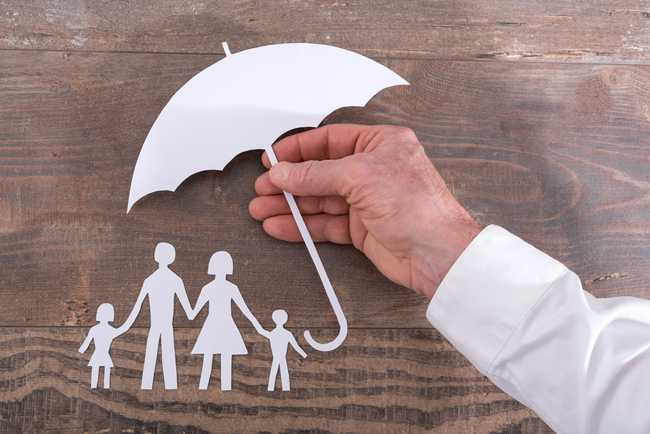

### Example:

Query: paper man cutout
xmin=78 ymin=303 xmax=129 ymax=388
xmin=121 ymin=242 xmax=193 ymax=390
xmin=127 ymin=42 xmax=409 ymax=352
xmin=190 ymin=251 xmax=266 ymax=391
xmin=262 ymin=309 xmax=307 ymax=391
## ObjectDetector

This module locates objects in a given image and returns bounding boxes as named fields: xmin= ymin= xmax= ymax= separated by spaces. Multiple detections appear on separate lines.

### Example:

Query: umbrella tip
xmin=222 ymin=42 xmax=231 ymax=57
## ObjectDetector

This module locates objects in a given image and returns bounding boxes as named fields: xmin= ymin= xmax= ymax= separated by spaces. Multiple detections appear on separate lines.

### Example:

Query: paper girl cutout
xmin=78 ymin=303 xmax=129 ymax=389
xmin=190 ymin=251 xmax=266 ymax=391
xmin=127 ymin=42 xmax=409 ymax=352
xmin=120 ymin=242 xmax=193 ymax=390
xmin=262 ymin=309 xmax=307 ymax=391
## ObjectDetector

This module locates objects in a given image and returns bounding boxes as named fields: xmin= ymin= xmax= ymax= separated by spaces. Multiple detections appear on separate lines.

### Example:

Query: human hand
xmin=249 ymin=124 xmax=481 ymax=299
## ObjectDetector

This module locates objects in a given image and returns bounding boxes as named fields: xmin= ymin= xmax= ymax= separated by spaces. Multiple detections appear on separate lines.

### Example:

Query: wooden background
xmin=1 ymin=1 xmax=650 ymax=433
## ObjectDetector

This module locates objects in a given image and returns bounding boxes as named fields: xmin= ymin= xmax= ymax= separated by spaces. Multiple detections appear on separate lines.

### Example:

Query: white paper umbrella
xmin=128 ymin=42 xmax=408 ymax=351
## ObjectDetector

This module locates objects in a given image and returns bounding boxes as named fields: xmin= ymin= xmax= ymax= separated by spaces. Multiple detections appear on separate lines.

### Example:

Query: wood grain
xmin=0 ymin=327 xmax=551 ymax=434
xmin=1 ymin=1 xmax=650 ymax=64
xmin=3 ymin=1 xmax=650 ymax=432
xmin=1 ymin=51 xmax=650 ymax=330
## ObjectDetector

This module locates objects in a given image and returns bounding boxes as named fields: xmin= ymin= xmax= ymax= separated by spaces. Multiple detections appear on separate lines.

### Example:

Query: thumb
xmin=269 ymin=159 xmax=352 ymax=197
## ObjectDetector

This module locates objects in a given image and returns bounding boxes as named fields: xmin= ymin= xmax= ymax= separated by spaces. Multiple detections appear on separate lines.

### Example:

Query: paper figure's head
xmin=208 ymin=251 xmax=233 ymax=276
xmin=154 ymin=242 xmax=175 ymax=266
xmin=272 ymin=309 xmax=288 ymax=326
xmin=96 ymin=303 xmax=114 ymax=323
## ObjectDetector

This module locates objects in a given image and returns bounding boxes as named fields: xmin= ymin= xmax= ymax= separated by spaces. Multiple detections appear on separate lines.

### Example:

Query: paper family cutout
xmin=79 ymin=243 xmax=307 ymax=391
xmin=80 ymin=42 xmax=408 ymax=390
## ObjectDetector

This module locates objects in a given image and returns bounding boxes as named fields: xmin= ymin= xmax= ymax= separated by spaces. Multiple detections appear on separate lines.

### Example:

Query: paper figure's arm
xmin=175 ymin=278 xmax=194 ymax=320
xmin=119 ymin=285 xmax=148 ymax=332
xmin=289 ymin=333 xmax=307 ymax=358
xmin=231 ymin=285 xmax=266 ymax=335
xmin=189 ymin=287 xmax=209 ymax=320
xmin=78 ymin=329 xmax=94 ymax=353
xmin=114 ymin=318 xmax=134 ymax=337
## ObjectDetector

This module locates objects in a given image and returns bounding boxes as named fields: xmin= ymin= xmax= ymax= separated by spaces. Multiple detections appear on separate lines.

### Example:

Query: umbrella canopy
xmin=128 ymin=43 xmax=408 ymax=351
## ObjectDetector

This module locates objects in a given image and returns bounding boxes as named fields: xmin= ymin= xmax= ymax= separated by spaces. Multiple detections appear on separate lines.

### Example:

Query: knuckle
xmin=293 ymin=161 xmax=315 ymax=186
xmin=394 ymin=128 xmax=421 ymax=152
xmin=349 ymin=155 xmax=375 ymax=181
xmin=371 ymin=126 xmax=421 ymax=155
xmin=370 ymin=125 xmax=394 ymax=143
xmin=343 ymin=155 xmax=382 ymax=201
xmin=379 ymin=125 xmax=418 ymax=142
xmin=394 ymin=126 xmax=418 ymax=142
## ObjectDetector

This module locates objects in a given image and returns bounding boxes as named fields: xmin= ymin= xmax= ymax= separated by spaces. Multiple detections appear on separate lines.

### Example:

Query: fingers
xmin=254 ymin=171 xmax=282 ymax=195
xmin=249 ymin=195 xmax=349 ymax=221
xmin=262 ymin=124 xmax=374 ymax=168
xmin=268 ymin=158 xmax=359 ymax=197
xmin=261 ymin=214 xmax=352 ymax=244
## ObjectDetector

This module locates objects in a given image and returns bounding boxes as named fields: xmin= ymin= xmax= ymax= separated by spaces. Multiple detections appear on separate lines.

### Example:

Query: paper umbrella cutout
xmin=127 ymin=42 xmax=409 ymax=352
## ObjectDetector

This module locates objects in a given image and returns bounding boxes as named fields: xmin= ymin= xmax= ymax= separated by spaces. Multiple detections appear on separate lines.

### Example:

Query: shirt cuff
xmin=426 ymin=225 xmax=568 ymax=374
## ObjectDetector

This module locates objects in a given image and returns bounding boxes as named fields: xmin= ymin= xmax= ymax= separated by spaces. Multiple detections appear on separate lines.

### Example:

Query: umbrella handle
xmin=265 ymin=146 xmax=348 ymax=352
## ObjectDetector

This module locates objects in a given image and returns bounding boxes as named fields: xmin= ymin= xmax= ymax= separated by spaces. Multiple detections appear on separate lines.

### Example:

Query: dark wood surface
xmin=2 ymin=0 xmax=650 ymax=64
xmin=2 ymin=1 xmax=649 ymax=433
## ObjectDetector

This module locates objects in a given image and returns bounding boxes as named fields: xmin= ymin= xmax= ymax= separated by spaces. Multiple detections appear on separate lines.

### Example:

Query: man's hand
xmin=249 ymin=124 xmax=481 ymax=298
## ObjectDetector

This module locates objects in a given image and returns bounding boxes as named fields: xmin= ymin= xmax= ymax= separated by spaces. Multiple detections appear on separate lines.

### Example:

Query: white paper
xmin=126 ymin=42 xmax=409 ymax=355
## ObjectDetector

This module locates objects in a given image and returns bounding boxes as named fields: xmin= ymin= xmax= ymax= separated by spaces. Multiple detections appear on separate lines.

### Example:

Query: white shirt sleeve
xmin=427 ymin=225 xmax=650 ymax=434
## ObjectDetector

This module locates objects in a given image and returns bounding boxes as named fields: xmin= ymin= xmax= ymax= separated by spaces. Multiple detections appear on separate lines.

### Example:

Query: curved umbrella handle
xmin=266 ymin=146 xmax=348 ymax=352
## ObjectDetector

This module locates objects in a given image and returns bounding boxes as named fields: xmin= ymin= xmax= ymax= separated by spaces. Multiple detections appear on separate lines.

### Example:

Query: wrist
xmin=412 ymin=214 xmax=482 ymax=299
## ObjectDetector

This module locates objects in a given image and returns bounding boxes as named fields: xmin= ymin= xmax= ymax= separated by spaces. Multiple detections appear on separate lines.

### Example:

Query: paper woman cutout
xmin=191 ymin=251 xmax=267 ymax=391
xmin=127 ymin=42 xmax=409 ymax=351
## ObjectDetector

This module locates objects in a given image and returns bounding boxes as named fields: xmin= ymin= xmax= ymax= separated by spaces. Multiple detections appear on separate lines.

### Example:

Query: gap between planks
xmin=1 ymin=46 xmax=648 ymax=67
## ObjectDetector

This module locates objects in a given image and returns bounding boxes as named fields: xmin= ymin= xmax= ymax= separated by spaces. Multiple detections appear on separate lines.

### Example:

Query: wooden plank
xmin=2 ymin=50 xmax=650 ymax=328
xmin=1 ymin=0 xmax=650 ymax=64
xmin=0 ymin=327 xmax=552 ymax=434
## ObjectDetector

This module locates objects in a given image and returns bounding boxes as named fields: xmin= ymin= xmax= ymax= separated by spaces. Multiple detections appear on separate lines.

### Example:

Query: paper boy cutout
xmin=262 ymin=309 xmax=307 ymax=391
xmin=127 ymin=42 xmax=409 ymax=352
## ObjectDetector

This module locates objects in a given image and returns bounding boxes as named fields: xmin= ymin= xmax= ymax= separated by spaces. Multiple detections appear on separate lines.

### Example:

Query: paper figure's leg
xmin=90 ymin=366 xmax=99 ymax=389
xmin=161 ymin=327 xmax=178 ymax=390
xmin=280 ymin=360 xmax=290 ymax=391
xmin=199 ymin=355 xmax=213 ymax=390
xmin=220 ymin=353 xmax=232 ymax=391
xmin=141 ymin=331 xmax=160 ymax=390
xmin=267 ymin=360 xmax=279 ymax=391
xmin=103 ymin=367 xmax=111 ymax=389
